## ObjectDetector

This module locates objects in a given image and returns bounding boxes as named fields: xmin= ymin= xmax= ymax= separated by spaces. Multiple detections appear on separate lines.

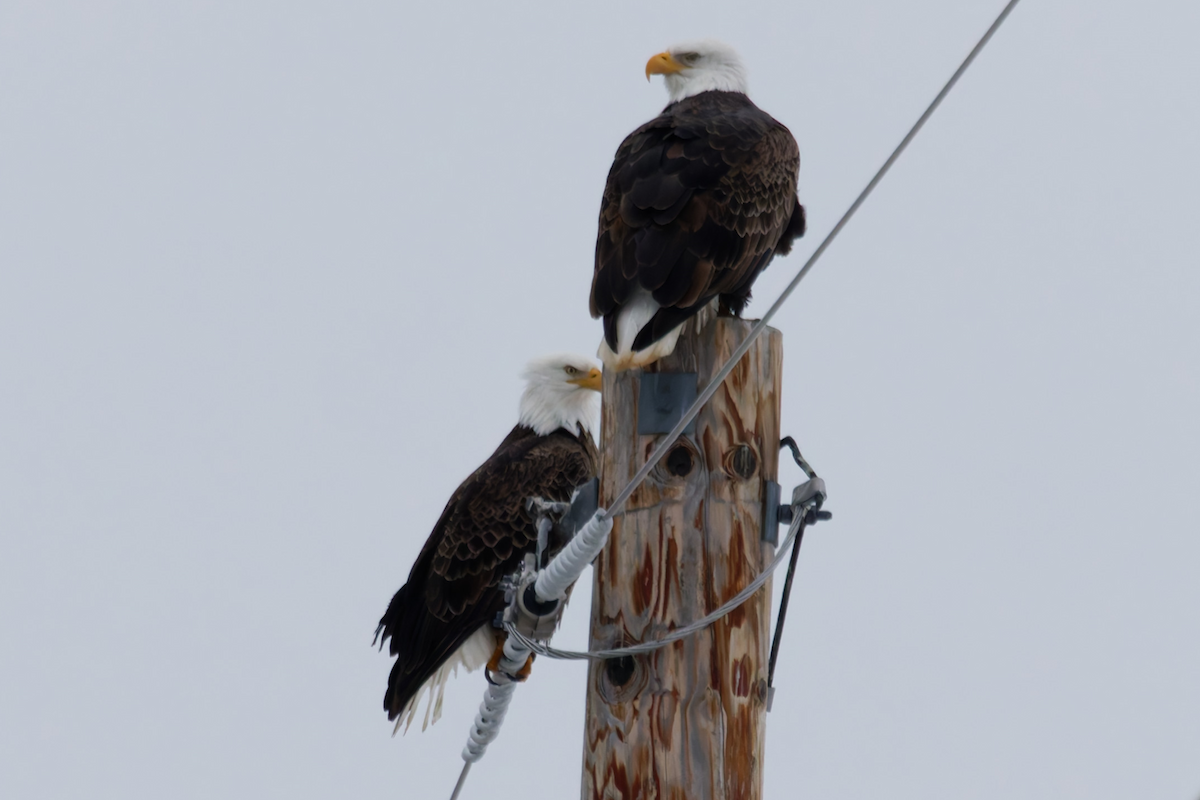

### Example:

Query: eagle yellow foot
xmin=486 ymin=632 xmax=536 ymax=680
xmin=514 ymin=654 xmax=535 ymax=680
xmin=485 ymin=632 xmax=507 ymax=671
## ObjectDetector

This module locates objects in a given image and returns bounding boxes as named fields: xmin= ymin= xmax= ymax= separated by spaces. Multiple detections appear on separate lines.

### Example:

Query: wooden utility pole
xmin=583 ymin=318 xmax=782 ymax=800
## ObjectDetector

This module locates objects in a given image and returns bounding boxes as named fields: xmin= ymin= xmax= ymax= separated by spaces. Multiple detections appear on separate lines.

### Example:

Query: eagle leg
xmin=485 ymin=631 xmax=536 ymax=681
xmin=514 ymin=653 xmax=536 ymax=680
xmin=486 ymin=635 xmax=506 ymax=672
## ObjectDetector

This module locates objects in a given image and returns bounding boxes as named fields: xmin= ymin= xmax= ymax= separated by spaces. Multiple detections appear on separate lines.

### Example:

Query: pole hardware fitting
xmin=637 ymin=372 xmax=698 ymax=434
xmin=526 ymin=497 xmax=569 ymax=569
xmin=762 ymin=437 xmax=832 ymax=543
xmin=506 ymin=480 xmax=601 ymax=641
xmin=764 ymin=437 xmax=833 ymax=710
xmin=503 ymin=553 xmax=563 ymax=641
xmin=559 ymin=478 xmax=599 ymax=541
xmin=790 ymin=478 xmax=831 ymax=523
xmin=526 ymin=478 xmax=598 ymax=564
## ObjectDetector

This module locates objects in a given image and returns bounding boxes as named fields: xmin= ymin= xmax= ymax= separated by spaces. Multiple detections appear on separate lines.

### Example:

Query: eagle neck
xmin=518 ymin=384 xmax=599 ymax=440
xmin=665 ymin=68 xmax=749 ymax=104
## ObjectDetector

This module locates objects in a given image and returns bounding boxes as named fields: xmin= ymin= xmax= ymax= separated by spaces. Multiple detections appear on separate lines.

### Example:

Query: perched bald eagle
xmin=374 ymin=355 xmax=601 ymax=732
xmin=590 ymin=40 xmax=806 ymax=371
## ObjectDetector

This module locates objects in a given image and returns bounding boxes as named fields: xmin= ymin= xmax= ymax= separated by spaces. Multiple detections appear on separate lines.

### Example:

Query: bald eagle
xmin=374 ymin=355 xmax=601 ymax=732
xmin=590 ymin=40 xmax=806 ymax=371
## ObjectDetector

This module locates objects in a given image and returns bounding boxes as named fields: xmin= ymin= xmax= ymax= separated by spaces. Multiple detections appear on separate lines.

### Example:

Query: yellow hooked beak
xmin=568 ymin=367 xmax=603 ymax=392
xmin=645 ymin=51 xmax=686 ymax=81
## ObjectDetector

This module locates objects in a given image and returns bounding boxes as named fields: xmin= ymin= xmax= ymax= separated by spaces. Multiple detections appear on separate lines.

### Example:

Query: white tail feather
xmin=393 ymin=626 xmax=497 ymax=735
xmin=598 ymin=294 xmax=718 ymax=371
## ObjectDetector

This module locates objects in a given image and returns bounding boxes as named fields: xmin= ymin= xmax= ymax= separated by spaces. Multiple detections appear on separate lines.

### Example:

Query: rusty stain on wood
xmin=582 ymin=318 xmax=782 ymax=800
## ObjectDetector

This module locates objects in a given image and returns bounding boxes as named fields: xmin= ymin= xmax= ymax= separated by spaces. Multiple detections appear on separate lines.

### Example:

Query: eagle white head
xmin=646 ymin=40 xmax=749 ymax=104
xmin=518 ymin=354 xmax=602 ymax=438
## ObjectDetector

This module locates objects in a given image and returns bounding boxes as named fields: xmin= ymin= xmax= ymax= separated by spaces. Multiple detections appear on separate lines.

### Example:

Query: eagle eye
xmin=564 ymin=365 xmax=579 ymax=375
xmin=680 ymin=52 xmax=700 ymax=64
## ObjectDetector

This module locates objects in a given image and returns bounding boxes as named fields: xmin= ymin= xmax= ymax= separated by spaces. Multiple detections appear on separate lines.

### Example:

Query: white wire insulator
xmin=461 ymin=681 xmax=517 ymax=763
xmin=507 ymin=509 xmax=808 ymax=661
xmin=498 ymin=636 xmax=532 ymax=673
xmin=459 ymin=636 xmax=533 ymax=764
xmin=534 ymin=509 xmax=612 ymax=601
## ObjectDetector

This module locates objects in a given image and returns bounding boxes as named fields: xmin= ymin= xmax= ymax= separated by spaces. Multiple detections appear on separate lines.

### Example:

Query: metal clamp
xmin=503 ymin=554 xmax=562 ymax=641
xmin=792 ymin=477 xmax=829 ymax=518
xmin=503 ymin=478 xmax=602 ymax=639
xmin=558 ymin=478 xmax=599 ymax=541
xmin=762 ymin=438 xmax=833 ymax=542
xmin=526 ymin=477 xmax=599 ymax=564
xmin=526 ymin=497 xmax=567 ymax=568
xmin=637 ymin=372 xmax=698 ymax=434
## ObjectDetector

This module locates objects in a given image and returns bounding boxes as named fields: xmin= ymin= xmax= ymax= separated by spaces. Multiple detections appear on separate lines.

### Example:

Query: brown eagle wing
xmin=375 ymin=425 xmax=597 ymax=720
xmin=590 ymin=91 xmax=805 ymax=351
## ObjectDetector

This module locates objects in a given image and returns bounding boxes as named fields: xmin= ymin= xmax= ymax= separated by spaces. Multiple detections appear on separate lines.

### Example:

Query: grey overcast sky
xmin=2 ymin=1 xmax=1198 ymax=798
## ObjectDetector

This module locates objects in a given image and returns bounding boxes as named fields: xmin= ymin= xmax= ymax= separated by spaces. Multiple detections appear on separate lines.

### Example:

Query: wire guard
xmin=462 ymin=682 xmax=516 ymax=763
xmin=533 ymin=510 xmax=613 ymax=601
xmin=451 ymin=509 xmax=610 ymax=799
xmin=460 ymin=634 xmax=531 ymax=762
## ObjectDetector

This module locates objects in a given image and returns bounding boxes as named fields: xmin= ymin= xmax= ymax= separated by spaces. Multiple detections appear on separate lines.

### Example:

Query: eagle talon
xmin=490 ymin=654 xmax=535 ymax=683
xmin=486 ymin=635 xmax=507 ymax=673
xmin=485 ymin=631 xmax=536 ymax=681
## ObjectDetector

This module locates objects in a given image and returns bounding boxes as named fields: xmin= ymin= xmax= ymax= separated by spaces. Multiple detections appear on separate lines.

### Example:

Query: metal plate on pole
xmin=637 ymin=373 xmax=698 ymax=435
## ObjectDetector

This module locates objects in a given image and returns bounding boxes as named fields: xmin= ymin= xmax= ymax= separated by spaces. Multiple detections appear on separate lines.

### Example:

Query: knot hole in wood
xmin=649 ymin=437 xmax=701 ymax=485
xmin=597 ymin=651 xmax=648 ymax=705
xmin=724 ymin=443 xmax=759 ymax=480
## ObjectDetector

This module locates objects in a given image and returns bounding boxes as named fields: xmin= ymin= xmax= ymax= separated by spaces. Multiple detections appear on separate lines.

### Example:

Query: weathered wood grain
xmin=582 ymin=319 xmax=782 ymax=800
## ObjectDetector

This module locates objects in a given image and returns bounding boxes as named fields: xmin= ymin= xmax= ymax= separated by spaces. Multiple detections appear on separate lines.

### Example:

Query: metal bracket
xmin=637 ymin=373 xmax=698 ymax=435
xmin=762 ymin=480 xmax=783 ymax=545
xmin=762 ymin=439 xmax=833 ymax=543
xmin=503 ymin=554 xmax=563 ymax=641
xmin=527 ymin=501 xmax=565 ymax=568
xmin=508 ymin=477 xmax=601 ymax=637
xmin=792 ymin=477 xmax=827 ymax=512
xmin=525 ymin=477 xmax=599 ymax=575
xmin=558 ymin=477 xmax=598 ymax=541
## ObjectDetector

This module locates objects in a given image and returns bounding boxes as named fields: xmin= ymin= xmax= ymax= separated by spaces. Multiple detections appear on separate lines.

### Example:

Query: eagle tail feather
xmin=390 ymin=625 xmax=496 ymax=735
xmin=599 ymin=293 xmax=718 ymax=372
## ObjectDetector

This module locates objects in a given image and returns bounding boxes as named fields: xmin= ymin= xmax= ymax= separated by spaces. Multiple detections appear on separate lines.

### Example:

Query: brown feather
xmin=375 ymin=425 xmax=598 ymax=720
xmin=590 ymin=91 xmax=805 ymax=351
